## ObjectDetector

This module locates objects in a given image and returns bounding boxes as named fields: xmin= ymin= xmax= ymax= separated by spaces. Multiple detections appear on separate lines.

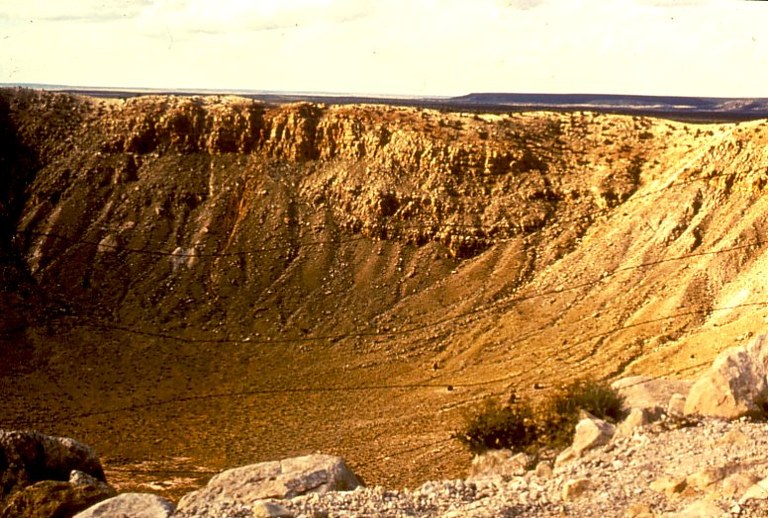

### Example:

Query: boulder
xmin=684 ymin=335 xmax=768 ymax=419
xmin=0 ymin=430 xmax=106 ymax=503
xmin=611 ymin=376 xmax=692 ymax=411
xmin=0 ymin=477 xmax=115 ymax=518
xmin=555 ymin=415 xmax=615 ymax=467
xmin=74 ymin=492 xmax=174 ymax=518
xmin=571 ymin=415 xmax=615 ymax=455
xmin=175 ymin=454 xmax=361 ymax=516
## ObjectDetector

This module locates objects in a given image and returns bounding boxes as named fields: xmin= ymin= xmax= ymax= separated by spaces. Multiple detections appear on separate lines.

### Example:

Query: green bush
xmin=454 ymin=378 xmax=625 ymax=454
xmin=550 ymin=378 xmax=625 ymax=422
xmin=538 ymin=378 xmax=626 ymax=448
xmin=453 ymin=396 xmax=538 ymax=454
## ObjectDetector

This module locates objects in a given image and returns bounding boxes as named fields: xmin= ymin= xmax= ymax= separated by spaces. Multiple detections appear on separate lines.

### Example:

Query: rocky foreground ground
xmin=7 ymin=414 xmax=768 ymax=517
xmin=268 ymin=417 xmax=768 ymax=518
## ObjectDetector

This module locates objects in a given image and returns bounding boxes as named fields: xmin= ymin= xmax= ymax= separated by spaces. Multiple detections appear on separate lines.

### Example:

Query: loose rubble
xmin=265 ymin=417 xmax=768 ymax=518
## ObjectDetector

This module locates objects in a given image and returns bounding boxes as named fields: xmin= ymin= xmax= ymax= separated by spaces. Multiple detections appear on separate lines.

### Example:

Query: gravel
xmin=258 ymin=416 xmax=768 ymax=517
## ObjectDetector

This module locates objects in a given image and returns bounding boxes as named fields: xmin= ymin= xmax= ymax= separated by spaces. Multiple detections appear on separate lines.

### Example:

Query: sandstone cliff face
xmin=2 ymin=88 xmax=768 ymax=494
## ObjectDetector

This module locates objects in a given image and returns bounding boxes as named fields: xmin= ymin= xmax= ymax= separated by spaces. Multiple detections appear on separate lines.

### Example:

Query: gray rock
xmin=175 ymin=454 xmax=361 ymax=517
xmin=0 ymin=430 xmax=106 ymax=502
xmin=685 ymin=335 xmax=768 ymax=419
xmin=572 ymin=415 xmax=615 ymax=455
xmin=0 ymin=479 xmax=115 ymax=518
xmin=74 ymin=493 xmax=175 ymax=518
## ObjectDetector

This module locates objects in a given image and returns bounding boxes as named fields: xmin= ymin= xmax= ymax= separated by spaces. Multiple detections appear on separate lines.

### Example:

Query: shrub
xmin=454 ymin=378 xmax=625 ymax=454
xmin=453 ymin=396 xmax=538 ymax=455
xmin=537 ymin=378 xmax=626 ymax=448
xmin=550 ymin=378 xmax=625 ymax=422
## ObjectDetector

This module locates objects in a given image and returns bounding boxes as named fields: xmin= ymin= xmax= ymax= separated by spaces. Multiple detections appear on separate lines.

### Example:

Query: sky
xmin=0 ymin=0 xmax=767 ymax=97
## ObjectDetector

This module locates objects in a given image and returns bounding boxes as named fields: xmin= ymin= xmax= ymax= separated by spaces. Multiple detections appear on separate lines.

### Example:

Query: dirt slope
xmin=1 ymin=88 xmax=768 ymax=498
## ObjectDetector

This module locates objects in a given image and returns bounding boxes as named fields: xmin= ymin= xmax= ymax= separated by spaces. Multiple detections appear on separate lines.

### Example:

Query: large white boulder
xmin=175 ymin=454 xmax=361 ymax=517
xmin=685 ymin=334 xmax=768 ymax=419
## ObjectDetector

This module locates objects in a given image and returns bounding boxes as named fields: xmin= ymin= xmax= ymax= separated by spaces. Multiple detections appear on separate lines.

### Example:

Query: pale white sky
xmin=0 ymin=0 xmax=766 ymax=97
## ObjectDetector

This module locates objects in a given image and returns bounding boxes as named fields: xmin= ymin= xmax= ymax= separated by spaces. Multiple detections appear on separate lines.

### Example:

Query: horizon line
xmin=2 ymin=82 xmax=768 ymax=102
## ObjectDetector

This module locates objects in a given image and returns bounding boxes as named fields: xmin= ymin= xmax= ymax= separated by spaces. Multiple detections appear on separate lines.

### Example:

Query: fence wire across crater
xmin=2 ymin=162 xmax=768 ymax=473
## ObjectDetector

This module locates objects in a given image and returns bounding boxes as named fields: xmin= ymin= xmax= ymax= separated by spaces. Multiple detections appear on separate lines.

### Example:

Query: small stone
xmin=686 ymin=466 xmax=727 ymax=490
xmin=616 ymin=408 xmax=651 ymax=437
xmin=718 ymin=427 xmax=750 ymax=446
xmin=667 ymin=393 xmax=687 ymax=416
xmin=719 ymin=472 xmax=761 ymax=499
xmin=624 ymin=502 xmax=653 ymax=517
xmin=554 ymin=446 xmax=576 ymax=467
xmin=561 ymin=478 xmax=592 ymax=501
xmin=676 ymin=499 xmax=724 ymax=517
xmin=252 ymin=501 xmax=294 ymax=518
xmin=740 ymin=476 xmax=768 ymax=504
xmin=534 ymin=461 xmax=553 ymax=479
xmin=69 ymin=470 xmax=103 ymax=488
xmin=649 ymin=475 xmax=687 ymax=496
